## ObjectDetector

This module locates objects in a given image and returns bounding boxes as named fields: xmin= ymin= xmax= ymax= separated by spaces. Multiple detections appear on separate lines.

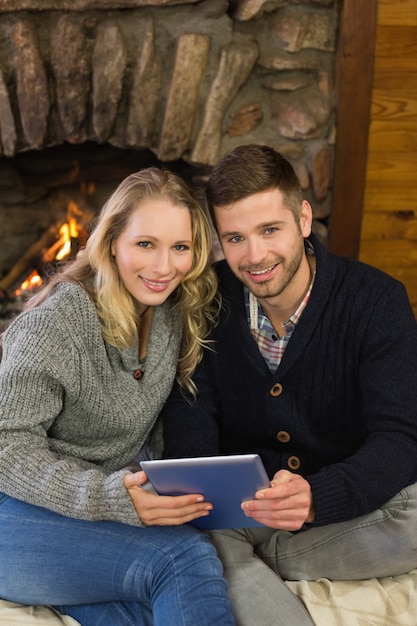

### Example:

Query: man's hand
xmin=241 ymin=469 xmax=315 ymax=530
xmin=123 ymin=470 xmax=213 ymax=526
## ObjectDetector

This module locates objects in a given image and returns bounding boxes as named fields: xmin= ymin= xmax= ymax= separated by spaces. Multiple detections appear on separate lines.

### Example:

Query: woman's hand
xmin=123 ymin=470 xmax=213 ymax=526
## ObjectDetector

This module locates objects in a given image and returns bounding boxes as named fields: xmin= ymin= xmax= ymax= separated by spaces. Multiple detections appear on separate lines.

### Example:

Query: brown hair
xmin=206 ymin=144 xmax=303 ymax=226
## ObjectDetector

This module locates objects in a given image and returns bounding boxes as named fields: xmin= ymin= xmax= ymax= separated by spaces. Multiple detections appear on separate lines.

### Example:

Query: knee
xmin=208 ymin=529 xmax=255 ymax=567
xmin=145 ymin=526 xmax=224 ymax=580
xmin=124 ymin=527 xmax=226 ymax=600
xmin=176 ymin=528 xmax=224 ymax=575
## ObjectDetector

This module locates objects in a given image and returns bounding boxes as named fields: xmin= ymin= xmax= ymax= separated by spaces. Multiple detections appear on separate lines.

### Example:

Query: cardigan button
xmin=133 ymin=368 xmax=144 ymax=380
xmin=287 ymin=456 xmax=301 ymax=471
xmin=277 ymin=430 xmax=291 ymax=443
xmin=269 ymin=383 xmax=283 ymax=397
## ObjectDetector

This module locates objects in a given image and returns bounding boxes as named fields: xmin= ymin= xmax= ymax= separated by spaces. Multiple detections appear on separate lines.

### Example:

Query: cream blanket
xmin=1 ymin=569 xmax=417 ymax=625
xmin=286 ymin=569 xmax=417 ymax=625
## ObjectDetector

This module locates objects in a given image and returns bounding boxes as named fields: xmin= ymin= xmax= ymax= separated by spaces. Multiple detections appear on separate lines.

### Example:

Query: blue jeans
xmin=0 ymin=494 xmax=235 ymax=626
xmin=209 ymin=481 xmax=417 ymax=626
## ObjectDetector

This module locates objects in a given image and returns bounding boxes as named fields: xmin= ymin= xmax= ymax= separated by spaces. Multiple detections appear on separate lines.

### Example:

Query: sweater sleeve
xmin=306 ymin=279 xmax=417 ymax=525
xmin=162 ymin=357 xmax=221 ymax=459
xmin=0 ymin=300 xmax=143 ymax=527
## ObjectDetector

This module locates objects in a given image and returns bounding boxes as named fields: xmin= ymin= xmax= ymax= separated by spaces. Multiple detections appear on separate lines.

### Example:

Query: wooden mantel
xmin=329 ymin=0 xmax=378 ymax=258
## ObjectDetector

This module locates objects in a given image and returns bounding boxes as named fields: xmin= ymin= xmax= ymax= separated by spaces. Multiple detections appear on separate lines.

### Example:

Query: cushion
xmin=0 ymin=601 xmax=80 ymax=625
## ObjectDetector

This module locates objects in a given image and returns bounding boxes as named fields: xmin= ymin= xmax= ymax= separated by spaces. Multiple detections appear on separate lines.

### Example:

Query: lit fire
xmin=14 ymin=270 xmax=43 ymax=297
xmin=14 ymin=198 xmax=90 ymax=297
xmin=56 ymin=217 xmax=79 ymax=260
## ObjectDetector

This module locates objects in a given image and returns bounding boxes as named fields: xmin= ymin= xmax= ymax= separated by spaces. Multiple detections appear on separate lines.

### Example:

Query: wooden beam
xmin=328 ymin=0 xmax=378 ymax=258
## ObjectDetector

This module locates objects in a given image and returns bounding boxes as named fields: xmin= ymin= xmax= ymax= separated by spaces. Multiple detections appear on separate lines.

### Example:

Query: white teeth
xmin=250 ymin=265 xmax=275 ymax=275
xmin=143 ymin=278 xmax=169 ymax=287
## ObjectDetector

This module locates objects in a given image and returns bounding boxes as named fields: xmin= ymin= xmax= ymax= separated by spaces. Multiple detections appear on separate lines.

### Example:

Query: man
xmin=161 ymin=144 xmax=417 ymax=625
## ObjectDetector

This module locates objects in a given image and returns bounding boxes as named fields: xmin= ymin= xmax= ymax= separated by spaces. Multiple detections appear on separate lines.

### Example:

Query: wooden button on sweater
xmin=270 ymin=383 xmax=283 ymax=397
xmin=277 ymin=430 xmax=291 ymax=443
xmin=287 ymin=456 xmax=301 ymax=470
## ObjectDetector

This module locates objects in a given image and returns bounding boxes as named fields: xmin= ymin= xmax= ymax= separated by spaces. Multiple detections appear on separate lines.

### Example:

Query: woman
xmin=0 ymin=168 xmax=234 ymax=626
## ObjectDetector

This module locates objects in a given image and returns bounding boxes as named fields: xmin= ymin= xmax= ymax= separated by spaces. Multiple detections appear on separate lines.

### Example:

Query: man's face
xmin=214 ymin=188 xmax=312 ymax=304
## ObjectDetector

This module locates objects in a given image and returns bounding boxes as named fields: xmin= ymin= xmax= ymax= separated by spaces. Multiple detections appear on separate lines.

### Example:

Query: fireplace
xmin=0 ymin=0 xmax=340 ymax=319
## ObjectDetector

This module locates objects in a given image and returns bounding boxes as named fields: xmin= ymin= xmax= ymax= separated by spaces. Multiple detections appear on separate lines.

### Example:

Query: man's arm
xmin=161 ymin=357 xmax=220 ymax=458
xmin=300 ymin=279 xmax=417 ymax=526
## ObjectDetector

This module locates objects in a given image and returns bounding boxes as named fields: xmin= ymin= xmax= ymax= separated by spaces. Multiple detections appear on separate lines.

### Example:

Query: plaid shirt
xmin=244 ymin=244 xmax=315 ymax=372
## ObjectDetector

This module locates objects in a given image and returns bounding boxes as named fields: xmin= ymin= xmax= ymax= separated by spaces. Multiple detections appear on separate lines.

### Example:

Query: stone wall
xmin=0 ymin=0 xmax=340 ymax=276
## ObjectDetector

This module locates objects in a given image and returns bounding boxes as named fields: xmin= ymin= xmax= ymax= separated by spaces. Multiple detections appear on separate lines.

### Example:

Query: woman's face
xmin=112 ymin=199 xmax=194 ymax=310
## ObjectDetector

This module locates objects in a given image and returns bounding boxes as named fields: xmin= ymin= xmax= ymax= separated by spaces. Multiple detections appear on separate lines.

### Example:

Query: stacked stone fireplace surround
xmin=0 ymin=0 xmax=340 ymax=302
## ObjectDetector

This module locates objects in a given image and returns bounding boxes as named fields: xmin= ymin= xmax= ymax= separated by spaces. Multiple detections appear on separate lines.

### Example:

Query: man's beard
xmin=239 ymin=243 xmax=305 ymax=300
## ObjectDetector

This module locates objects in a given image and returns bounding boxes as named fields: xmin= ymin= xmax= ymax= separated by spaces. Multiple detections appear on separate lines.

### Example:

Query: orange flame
xmin=14 ymin=270 xmax=43 ymax=297
xmin=15 ymin=199 xmax=86 ymax=296
xmin=55 ymin=219 xmax=77 ymax=261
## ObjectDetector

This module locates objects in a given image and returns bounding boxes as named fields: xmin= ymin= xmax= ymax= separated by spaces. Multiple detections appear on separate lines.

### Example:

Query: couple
xmin=0 ymin=144 xmax=416 ymax=626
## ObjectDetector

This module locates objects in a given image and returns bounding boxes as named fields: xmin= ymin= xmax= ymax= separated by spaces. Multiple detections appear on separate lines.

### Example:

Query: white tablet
xmin=140 ymin=454 xmax=270 ymax=530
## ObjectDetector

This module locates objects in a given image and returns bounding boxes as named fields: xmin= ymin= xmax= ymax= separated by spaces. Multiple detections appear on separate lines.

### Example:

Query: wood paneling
xmin=359 ymin=0 xmax=417 ymax=316
xmin=360 ymin=211 xmax=417 ymax=240
xmin=377 ymin=0 xmax=417 ymax=26
xmin=367 ymin=124 xmax=417 ymax=151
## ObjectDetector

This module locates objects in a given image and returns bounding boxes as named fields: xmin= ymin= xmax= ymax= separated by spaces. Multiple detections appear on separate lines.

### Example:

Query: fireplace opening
xmin=0 ymin=142 xmax=212 ymax=328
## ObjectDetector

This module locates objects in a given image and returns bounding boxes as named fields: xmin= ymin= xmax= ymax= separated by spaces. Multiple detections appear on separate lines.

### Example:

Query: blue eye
xmin=138 ymin=241 xmax=151 ymax=248
xmin=174 ymin=244 xmax=191 ymax=251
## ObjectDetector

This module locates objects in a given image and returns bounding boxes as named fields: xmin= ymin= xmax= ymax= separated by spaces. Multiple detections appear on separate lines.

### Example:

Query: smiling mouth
xmin=247 ymin=263 xmax=278 ymax=276
xmin=142 ymin=277 xmax=172 ymax=290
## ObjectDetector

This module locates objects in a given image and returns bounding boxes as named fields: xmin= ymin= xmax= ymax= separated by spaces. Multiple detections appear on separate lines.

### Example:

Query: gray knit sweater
xmin=0 ymin=282 xmax=182 ymax=526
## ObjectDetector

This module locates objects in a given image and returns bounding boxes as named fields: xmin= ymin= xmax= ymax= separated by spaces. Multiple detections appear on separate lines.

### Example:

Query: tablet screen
xmin=141 ymin=454 xmax=270 ymax=530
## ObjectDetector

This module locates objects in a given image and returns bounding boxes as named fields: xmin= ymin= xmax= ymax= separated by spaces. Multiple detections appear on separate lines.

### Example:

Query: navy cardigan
xmin=162 ymin=234 xmax=417 ymax=526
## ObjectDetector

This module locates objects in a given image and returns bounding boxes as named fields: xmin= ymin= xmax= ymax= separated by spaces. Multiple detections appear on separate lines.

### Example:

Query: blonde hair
xmin=26 ymin=168 xmax=219 ymax=394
